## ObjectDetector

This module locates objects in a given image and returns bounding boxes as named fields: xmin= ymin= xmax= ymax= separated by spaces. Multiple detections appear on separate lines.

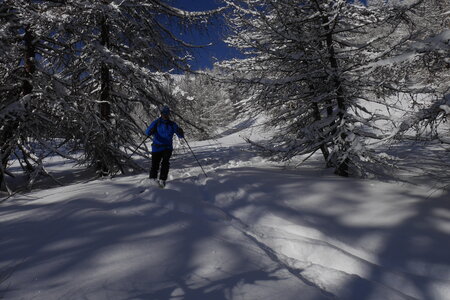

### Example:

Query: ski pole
xmin=126 ymin=136 xmax=149 ymax=160
xmin=183 ymin=137 xmax=208 ymax=177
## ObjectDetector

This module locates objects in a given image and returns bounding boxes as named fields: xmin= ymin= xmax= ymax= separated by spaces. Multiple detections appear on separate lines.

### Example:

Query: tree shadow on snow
xmin=199 ymin=167 xmax=450 ymax=300
xmin=342 ymin=188 xmax=450 ymax=300
xmin=383 ymin=141 xmax=450 ymax=188
xmin=0 ymin=181 xmax=300 ymax=299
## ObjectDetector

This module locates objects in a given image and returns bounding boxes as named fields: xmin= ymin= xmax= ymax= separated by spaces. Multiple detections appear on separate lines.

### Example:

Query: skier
xmin=145 ymin=106 xmax=184 ymax=187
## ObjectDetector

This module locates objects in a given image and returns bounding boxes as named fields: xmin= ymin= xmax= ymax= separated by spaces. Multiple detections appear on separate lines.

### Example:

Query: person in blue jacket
xmin=145 ymin=106 xmax=184 ymax=187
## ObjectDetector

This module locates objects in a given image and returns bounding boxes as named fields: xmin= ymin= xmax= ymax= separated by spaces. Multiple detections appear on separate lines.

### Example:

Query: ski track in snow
xmin=136 ymin=176 xmax=426 ymax=300
xmin=139 ymin=180 xmax=338 ymax=298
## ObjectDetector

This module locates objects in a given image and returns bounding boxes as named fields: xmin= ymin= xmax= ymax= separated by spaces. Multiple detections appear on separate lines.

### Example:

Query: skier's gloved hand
xmin=148 ymin=127 xmax=156 ymax=136
xmin=177 ymin=127 xmax=184 ymax=138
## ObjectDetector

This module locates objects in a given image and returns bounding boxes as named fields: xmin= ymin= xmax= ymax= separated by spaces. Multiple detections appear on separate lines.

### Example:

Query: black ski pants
xmin=150 ymin=149 xmax=172 ymax=181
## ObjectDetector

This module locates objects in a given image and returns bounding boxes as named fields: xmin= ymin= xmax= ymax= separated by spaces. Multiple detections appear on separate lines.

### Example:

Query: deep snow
xmin=1 ymin=118 xmax=450 ymax=300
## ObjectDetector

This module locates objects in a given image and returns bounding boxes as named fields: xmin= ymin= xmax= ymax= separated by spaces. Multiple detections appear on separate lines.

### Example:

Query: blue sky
xmin=170 ymin=0 xmax=368 ymax=70
xmin=170 ymin=0 xmax=241 ymax=70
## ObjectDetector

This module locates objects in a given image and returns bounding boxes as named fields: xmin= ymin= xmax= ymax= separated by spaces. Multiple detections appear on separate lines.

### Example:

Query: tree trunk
xmin=23 ymin=26 xmax=36 ymax=95
xmin=310 ymin=84 xmax=331 ymax=166
xmin=318 ymin=4 xmax=349 ymax=177
xmin=0 ymin=26 xmax=36 ymax=190
xmin=325 ymin=32 xmax=349 ymax=176
xmin=96 ymin=15 xmax=111 ymax=175
xmin=99 ymin=16 xmax=111 ymax=121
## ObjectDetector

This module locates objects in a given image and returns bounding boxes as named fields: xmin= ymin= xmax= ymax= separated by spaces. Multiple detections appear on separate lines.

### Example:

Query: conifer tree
xmin=0 ymin=0 xmax=224 ymax=191
xmin=221 ymin=0 xmax=446 ymax=177
xmin=0 ymin=0 xmax=75 ymax=191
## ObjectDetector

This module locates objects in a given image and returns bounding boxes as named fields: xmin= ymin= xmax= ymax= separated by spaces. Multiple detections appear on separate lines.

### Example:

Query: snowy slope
xmin=1 ymin=118 xmax=450 ymax=300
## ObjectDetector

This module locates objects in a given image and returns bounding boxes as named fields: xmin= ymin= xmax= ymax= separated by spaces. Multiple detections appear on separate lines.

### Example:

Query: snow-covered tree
xmin=383 ymin=0 xmax=450 ymax=143
xmin=50 ymin=1 xmax=226 ymax=176
xmin=0 ymin=0 xmax=224 ymax=192
xmin=167 ymin=69 xmax=235 ymax=139
xmin=0 ymin=0 xmax=78 ymax=192
xmin=220 ymin=0 xmax=446 ymax=177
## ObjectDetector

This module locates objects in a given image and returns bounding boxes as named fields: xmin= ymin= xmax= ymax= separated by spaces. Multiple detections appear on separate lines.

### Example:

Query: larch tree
xmin=220 ymin=0 xmax=445 ymax=177
xmin=0 ymin=0 xmax=77 ymax=192
xmin=167 ymin=69 xmax=235 ymax=139
xmin=53 ymin=0 xmax=225 ymax=176
xmin=382 ymin=0 xmax=450 ymax=144
xmin=0 ymin=0 xmax=225 ymax=192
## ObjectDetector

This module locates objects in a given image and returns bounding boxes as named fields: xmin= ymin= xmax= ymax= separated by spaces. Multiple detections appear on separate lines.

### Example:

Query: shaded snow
xmin=1 ymin=118 xmax=450 ymax=300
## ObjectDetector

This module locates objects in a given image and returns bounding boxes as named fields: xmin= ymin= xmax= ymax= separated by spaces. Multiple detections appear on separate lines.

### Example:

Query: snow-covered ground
xmin=1 ymin=118 xmax=450 ymax=300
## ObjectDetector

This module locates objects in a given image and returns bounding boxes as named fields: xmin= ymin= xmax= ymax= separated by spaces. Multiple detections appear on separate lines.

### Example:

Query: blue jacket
xmin=145 ymin=118 xmax=183 ymax=152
